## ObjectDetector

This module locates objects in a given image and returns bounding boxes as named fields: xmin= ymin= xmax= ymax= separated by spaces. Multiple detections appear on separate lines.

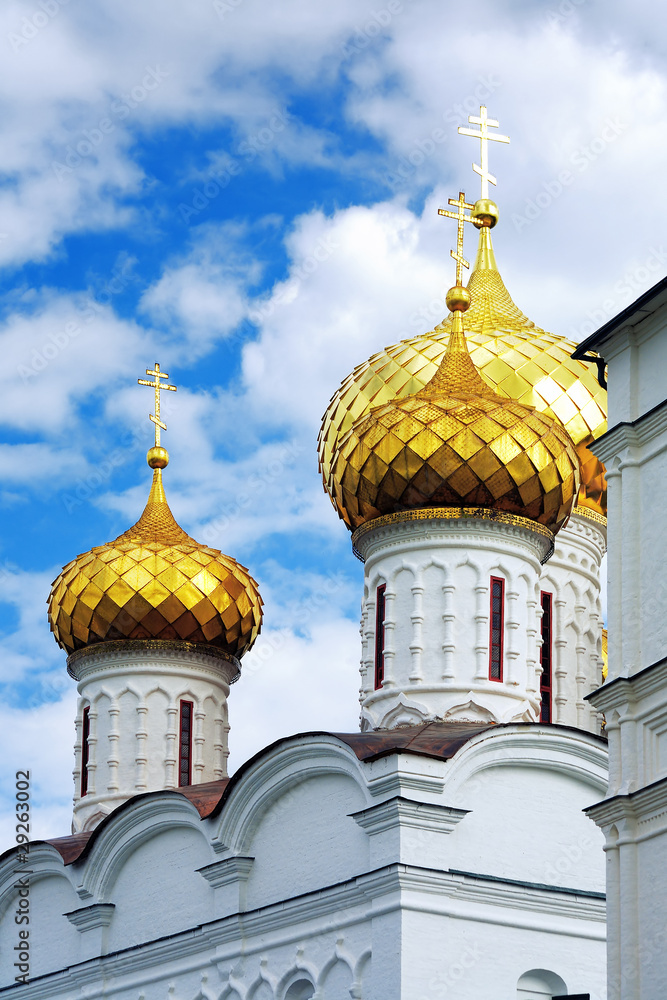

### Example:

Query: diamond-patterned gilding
xmin=330 ymin=381 xmax=580 ymax=534
xmin=318 ymin=228 xmax=607 ymax=515
xmin=48 ymin=470 xmax=263 ymax=657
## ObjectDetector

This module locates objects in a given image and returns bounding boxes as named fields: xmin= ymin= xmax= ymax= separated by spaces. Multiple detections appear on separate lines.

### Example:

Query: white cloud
xmin=0 ymin=693 xmax=78 ymax=847
xmin=228 ymin=616 xmax=361 ymax=776
xmin=0 ymin=293 xmax=150 ymax=434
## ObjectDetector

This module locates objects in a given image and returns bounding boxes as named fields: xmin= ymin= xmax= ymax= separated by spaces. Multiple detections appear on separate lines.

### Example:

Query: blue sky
xmin=0 ymin=0 xmax=664 ymax=841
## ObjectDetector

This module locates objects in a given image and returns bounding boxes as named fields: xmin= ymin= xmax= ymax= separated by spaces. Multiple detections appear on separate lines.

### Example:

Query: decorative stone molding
xmin=350 ymin=796 xmax=468 ymax=836
xmin=68 ymin=638 xmax=240 ymax=682
xmin=197 ymin=856 xmax=254 ymax=889
xmin=65 ymin=902 xmax=115 ymax=931
xmin=352 ymin=508 xmax=554 ymax=564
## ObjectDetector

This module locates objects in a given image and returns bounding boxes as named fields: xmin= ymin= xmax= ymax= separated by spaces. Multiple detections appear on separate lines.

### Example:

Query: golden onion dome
xmin=329 ymin=303 xmax=580 ymax=534
xmin=318 ymin=226 xmax=607 ymax=516
xmin=47 ymin=468 xmax=262 ymax=658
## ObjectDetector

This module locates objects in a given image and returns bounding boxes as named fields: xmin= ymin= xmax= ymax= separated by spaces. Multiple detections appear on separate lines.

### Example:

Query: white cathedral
xmin=1 ymin=109 xmax=665 ymax=1000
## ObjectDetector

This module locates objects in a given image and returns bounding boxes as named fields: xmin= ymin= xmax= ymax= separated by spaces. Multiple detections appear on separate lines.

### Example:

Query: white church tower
xmin=319 ymin=136 xmax=607 ymax=738
xmin=46 ymin=363 xmax=263 ymax=831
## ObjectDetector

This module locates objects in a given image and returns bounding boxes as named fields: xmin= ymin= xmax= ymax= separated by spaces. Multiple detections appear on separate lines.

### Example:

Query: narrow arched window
xmin=489 ymin=576 xmax=505 ymax=681
xmin=80 ymin=706 xmax=91 ymax=797
xmin=179 ymin=700 xmax=193 ymax=786
xmin=374 ymin=584 xmax=386 ymax=689
xmin=540 ymin=591 xmax=553 ymax=722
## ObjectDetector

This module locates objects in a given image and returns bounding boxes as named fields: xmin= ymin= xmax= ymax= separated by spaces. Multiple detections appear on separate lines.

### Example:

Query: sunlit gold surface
xmin=48 ymin=469 xmax=263 ymax=657
xmin=138 ymin=362 xmax=177 ymax=449
xmin=351 ymin=507 xmax=555 ymax=562
xmin=472 ymin=198 xmax=499 ymax=228
xmin=329 ymin=305 xmax=580 ymax=534
xmin=437 ymin=191 xmax=477 ymax=286
xmin=602 ymin=627 xmax=608 ymax=681
xmin=458 ymin=105 xmax=510 ymax=200
xmin=147 ymin=445 xmax=169 ymax=469
xmin=318 ymin=226 xmax=607 ymax=515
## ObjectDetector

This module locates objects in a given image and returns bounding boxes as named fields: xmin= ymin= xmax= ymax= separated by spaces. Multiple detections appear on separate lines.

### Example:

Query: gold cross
xmin=458 ymin=105 xmax=510 ymax=199
xmin=137 ymin=362 xmax=177 ymax=448
xmin=438 ymin=192 xmax=477 ymax=286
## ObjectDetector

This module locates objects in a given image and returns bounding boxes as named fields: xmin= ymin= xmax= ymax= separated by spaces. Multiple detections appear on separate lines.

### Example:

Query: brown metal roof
xmin=332 ymin=721 xmax=494 ymax=761
xmin=42 ymin=832 xmax=93 ymax=865
xmin=12 ymin=722 xmax=604 ymax=867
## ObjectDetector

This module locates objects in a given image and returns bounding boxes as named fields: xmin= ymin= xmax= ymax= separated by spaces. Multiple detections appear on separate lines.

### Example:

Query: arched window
xmin=517 ymin=968 xmax=567 ymax=999
xmin=284 ymin=979 xmax=315 ymax=1000
xmin=80 ymin=706 xmax=91 ymax=797
xmin=374 ymin=584 xmax=386 ymax=689
xmin=489 ymin=576 xmax=505 ymax=681
xmin=178 ymin=700 xmax=193 ymax=786
xmin=540 ymin=591 xmax=553 ymax=722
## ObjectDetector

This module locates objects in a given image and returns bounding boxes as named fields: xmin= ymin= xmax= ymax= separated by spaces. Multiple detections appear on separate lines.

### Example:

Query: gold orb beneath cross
xmin=147 ymin=446 xmax=169 ymax=469
xmin=445 ymin=286 xmax=471 ymax=312
xmin=472 ymin=199 xmax=499 ymax=228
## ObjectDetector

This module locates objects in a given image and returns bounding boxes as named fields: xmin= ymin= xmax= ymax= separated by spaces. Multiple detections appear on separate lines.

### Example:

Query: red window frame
xmin=179 ymin=700 xmax=194 ymax=787
xmin=489 ymin=576 xmax=505 ymax=682
xmin=540 ymin=591 xmax=553 ymax=723
xmin=374 ymin=585 xmax=386 ymax=690
xmin=81 ymin=706 xmax=90 ymax=797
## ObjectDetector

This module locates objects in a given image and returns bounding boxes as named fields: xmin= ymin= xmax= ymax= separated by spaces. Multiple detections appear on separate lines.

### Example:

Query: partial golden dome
xmin=319 ymin=226 xmax=607 ymax=516
xmin=328 ymin=310 xmax=580 ymax=534
xmin=48 ymin=469 xmax=262 ymax=658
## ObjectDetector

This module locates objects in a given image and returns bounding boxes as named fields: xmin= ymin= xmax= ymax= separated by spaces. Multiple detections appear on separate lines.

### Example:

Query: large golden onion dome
xmin=48 ymin=467 xmax=262 ymax=658
xmin=319 ymin=226 xmax=607 ymax=516
xmin=328 ymin=300 xmax=580 ymax=534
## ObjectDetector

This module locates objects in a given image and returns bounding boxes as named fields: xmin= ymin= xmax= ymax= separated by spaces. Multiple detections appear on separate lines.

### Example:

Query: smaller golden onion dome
xmin=48 ymin=467 xmax=262 ymax=658
xmin=328 ymin=304 xmax=580 ymax=534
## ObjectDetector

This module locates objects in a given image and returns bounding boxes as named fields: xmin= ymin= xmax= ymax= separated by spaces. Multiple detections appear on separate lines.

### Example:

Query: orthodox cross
xmin=138 ymin=362 xmax=177 ymax=447
xmin=438 ymin=191 xmax=476 ymax=285
xmin=458 ymin=105 xmax=510 ymax=199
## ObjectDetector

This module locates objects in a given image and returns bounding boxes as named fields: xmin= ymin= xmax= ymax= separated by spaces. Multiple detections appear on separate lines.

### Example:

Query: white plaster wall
xmin=70 ymin=643 xmax=237 ymax=831
xmin=604 ymin=313 xmax=667 ymax=425
xmin=357 ymin=516 xmax=552 ymax=730
xmin=0 ymin=874 xmax=80 ymax=986
xmin=0 ymin=730 xmax=608 ymax=1000
xmin=105 ymin=825 xmax=214 ymax=952
xmin=244 ymin=772 xmax=369 ymax=909
xmin=403 ymin=906 xmax=606 ymax=1000
xmin=445 ymin=762 xmax=605 ymax=892
xmin=538 ymin=510 xmax=606 ymax=733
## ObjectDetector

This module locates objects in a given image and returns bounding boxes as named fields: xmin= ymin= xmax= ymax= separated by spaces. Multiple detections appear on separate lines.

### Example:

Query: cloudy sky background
xmin=0 ymin=0 xmax=660 ymax=843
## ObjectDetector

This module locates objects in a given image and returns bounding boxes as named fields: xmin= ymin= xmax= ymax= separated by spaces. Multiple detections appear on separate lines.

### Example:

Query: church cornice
xmin=67 ymin=638 xmax=240 ymax=684
xmin=353 ymin=508 xmax=553 ymax=564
